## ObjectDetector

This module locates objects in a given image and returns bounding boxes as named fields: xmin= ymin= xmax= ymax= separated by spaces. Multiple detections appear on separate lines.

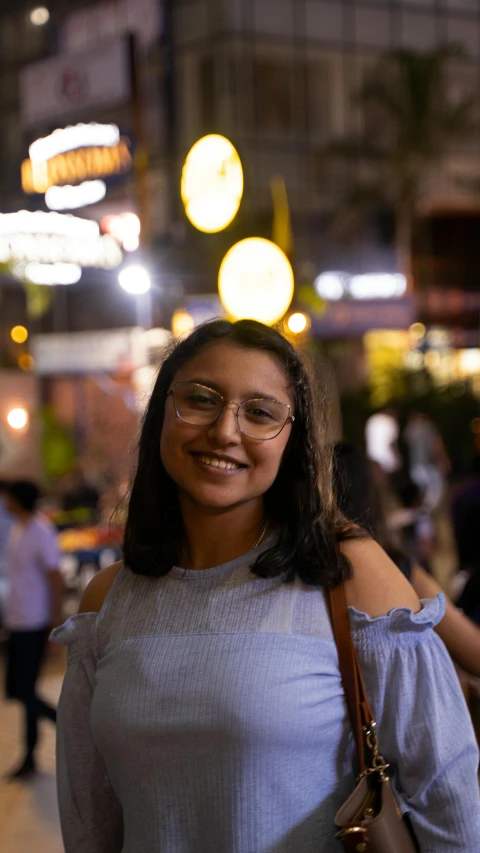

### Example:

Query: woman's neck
xmin=178 ymin=498 xmax=266 ymax=571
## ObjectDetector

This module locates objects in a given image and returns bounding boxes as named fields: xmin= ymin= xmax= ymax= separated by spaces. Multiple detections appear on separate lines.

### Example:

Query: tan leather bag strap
xmin=327 ymin=584 xmax=375 ymax=774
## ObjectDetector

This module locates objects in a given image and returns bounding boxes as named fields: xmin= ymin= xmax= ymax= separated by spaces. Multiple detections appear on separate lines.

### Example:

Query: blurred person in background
xmin=62 ymin=464 xmax=101 ymax=524
xmin=3 ymin=480 xmax=62 ymax=780
xmin=51 ymin=320 xmax=480 ymax=852
xmin=0 ymin=480 xmax=12 ymax=554
xmin=0 ymin=480 xmax=12 ymax=623
xmin=404 ymin=410 xmax=450 ymax=512
xmin=365 ymin=403 xmax=402 ymax=483
xmin=452 ymin=455 xmax=480 ymax=625
xmin=334 ymin=442 xmax=480 ymax=678
xmin=388 ymin=479 xmax=436 ymax=573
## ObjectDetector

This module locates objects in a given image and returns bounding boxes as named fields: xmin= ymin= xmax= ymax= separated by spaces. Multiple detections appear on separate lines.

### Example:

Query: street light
xmin=118 ymin=264 xmax=152 ymax=329
xmin=181 ymin=135 xmax=244 ymax=233
xmin=30 ymin=7 xmax=50 ymax=26
xmin=218 ymin=237 xmax=294 ymax=326
xmin=118 ymin=265 xmax=151 ymax=295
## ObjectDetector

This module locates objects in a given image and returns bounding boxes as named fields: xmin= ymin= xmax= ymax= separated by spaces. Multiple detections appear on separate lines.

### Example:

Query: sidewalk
xmin=0 ymin=660 xmax=64 ymax=853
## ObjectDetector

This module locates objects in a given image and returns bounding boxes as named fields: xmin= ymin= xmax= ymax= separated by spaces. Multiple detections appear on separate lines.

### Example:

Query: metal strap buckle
xmin=336 ymin=826 xmax=368 ymax=839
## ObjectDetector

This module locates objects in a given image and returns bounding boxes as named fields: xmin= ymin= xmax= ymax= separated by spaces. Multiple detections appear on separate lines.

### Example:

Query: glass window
xmin=447 ymin=15 xmax=480 ymax=56
xmin=0 ymin=15 xmax=17 ymax=62
xmin=254 ymin=0 xmax=294 ymax=37
xmin=307 ymin=61 xmax=332 ymax=139
xmin=253 ymin=60 xmax=295 ymax=134
xmin=199 ymin=56 xmax=216 ymax=132
xmin=305 ymin=1 xmax=343 ymax=42
xmin=355 ymin=7 xmax=391 ymax=47
xmin=4 ymin=112 xmax=22 ymax=161
xmin=444 ymin=0 xmax=479 ymax=10
xmin=0 ymin=71 xmax=17 ymax=107
xmin=402 ymin=11 xmax=437 ymax=49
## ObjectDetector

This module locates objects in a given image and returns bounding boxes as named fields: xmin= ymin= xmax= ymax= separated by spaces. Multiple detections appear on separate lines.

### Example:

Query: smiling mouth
xmin=191 ymin=453 xmax=247 ymax=472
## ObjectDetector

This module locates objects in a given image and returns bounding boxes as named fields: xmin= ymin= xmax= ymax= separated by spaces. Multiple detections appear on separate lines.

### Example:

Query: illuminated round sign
xmin=181 ymin=135 xmax=243 ymax=233
xmin=218 ymin=238 xmax=294 ymax=326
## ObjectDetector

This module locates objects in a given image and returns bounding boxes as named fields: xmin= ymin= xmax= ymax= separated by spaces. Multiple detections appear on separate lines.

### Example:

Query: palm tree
xmin=323 ymin=46 xmax=478 ymax=288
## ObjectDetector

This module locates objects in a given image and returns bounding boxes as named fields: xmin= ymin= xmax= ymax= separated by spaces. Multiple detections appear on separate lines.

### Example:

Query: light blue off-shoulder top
xmin=51 ymin=539 xmax=480 ymax=853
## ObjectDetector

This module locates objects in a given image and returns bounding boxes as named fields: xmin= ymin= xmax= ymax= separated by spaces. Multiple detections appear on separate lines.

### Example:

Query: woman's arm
xmin=342 ymin=537 xmax=420 ymax=616
xmin=341 ymin=537 xmax=480 ymax=851
xmin=412 ymin=563 xmax=480 ymax=678
xmin=52 ymin=615 xmax=123 ymax=852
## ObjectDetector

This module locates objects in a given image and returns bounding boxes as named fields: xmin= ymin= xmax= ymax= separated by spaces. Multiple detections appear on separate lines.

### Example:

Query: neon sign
xmin=29 ymin=122 xmax=120 ymax=162
xmin=0 ymin=211 xmax=123 ymax=270
xmin=21 ymin=138 xmax=132 ymax=194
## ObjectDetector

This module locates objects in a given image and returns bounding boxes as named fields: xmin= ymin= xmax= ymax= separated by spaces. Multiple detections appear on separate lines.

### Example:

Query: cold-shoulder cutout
xmin=341 ymin=537 xmax=420 ymax=618
xmin=78 ymin=560 xmax=123 ymax=613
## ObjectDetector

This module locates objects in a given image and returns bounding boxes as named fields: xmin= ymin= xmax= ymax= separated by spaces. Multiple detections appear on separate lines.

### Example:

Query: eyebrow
xmin=185 ymin=378 xmax=287 ymax=404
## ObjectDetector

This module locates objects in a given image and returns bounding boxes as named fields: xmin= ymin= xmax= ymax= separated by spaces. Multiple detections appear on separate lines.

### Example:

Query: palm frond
xmin=357 ymin=81 xmax=405 ymax=122
xmin=333 ymin=182 xmax=388 ymax=238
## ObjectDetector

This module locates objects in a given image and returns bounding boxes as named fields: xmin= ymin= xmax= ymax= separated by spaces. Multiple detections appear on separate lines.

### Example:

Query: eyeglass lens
xmin=172 ymin=382 xmax=290 ymax=439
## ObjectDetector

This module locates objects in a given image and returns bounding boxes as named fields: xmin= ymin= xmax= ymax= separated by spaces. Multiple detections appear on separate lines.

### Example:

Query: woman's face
xmin=160 ymin=341 xmax=294 ymax=512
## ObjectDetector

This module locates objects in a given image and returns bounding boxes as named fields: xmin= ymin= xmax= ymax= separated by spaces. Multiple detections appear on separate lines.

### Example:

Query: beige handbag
xmin=327 ymin=584 xmax=419 ymax=853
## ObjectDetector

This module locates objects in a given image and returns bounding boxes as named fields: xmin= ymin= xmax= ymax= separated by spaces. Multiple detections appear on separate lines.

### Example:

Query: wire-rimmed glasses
xmin=167 ymin=381 xmax=294 ymax=441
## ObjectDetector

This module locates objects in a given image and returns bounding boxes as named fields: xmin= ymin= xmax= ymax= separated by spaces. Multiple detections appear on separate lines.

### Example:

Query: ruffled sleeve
xmin=349 ymin=594 xmax=480 ymax=852
xmin=50 ymin=615 xmax=123 ymax=853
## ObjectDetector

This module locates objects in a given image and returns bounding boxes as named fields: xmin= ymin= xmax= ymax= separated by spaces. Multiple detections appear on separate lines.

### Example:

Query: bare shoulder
xmin=78 ymin=561 xmax=123 ymax=614
xmin=341 ymin=538 xmax=420 ymax=618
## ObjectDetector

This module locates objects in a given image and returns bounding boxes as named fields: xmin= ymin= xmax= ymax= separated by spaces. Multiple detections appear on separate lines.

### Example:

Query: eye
xmin=186 ymin=393 xmax=218 ymax=407
xmin=243 ymin=405 xmax=277 ymax=422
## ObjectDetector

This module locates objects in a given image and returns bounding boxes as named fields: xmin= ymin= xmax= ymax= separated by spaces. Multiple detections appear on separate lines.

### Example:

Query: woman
xmin=334 ymin=441 xmax=480 ymax=678
xmin=52 ymin=319 xmax=480 ymax=852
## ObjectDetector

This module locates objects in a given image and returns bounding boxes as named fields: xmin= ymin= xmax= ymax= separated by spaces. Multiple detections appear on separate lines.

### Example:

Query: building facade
xmin=0 ymin=0 xmax=479 ymax=340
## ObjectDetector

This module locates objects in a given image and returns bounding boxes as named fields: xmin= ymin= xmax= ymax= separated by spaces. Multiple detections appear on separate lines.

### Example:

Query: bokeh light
xmin=171 ymin=309 xmax=195 ymax=338
xmin=181 ymin=135 xmax=243 ymax=233
xmin=7 ymin=407 xmax=29 ymax=429
xmin=118 ymin=265 xmax=151 ymax=295
xmin=30 ymin=7 xmax=50 ymax=26
xmin=18 ymin=353 xmax=35 ymax=371
xmin=287 ymin=312 xmax=309 ymax=335
xmin=218 ymin=238 xmax=294 ymax=326
xmin=11 ymin=325 xmax=29 ymax=344
xmin=409 ymin=322 xmax=426 ymax=340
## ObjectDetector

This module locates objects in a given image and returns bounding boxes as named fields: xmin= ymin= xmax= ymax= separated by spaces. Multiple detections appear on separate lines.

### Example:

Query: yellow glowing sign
xmin=21 ymin=139 xmax=132 ymax=194
xmin=181 ymin=135 xmax=243 ymax=233
xmin=218 ymin=238 xmax=294 ymax=326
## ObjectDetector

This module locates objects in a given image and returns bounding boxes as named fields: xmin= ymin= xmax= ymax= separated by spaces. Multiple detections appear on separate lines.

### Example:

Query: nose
xmin=207 ymin=403 xmax=242 ymax=445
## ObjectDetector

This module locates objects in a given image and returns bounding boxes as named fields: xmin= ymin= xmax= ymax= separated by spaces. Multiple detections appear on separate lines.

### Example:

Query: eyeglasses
xmin=167 ymin=381 xmax=294 ymax=441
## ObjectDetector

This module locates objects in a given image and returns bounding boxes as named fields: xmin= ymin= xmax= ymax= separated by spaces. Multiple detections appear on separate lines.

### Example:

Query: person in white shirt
xmin=0 ymin=480 xmax=13 ymax=616
xmin=365 ymin=405 xmax=402 ymax=475
xmin=404 ymin=410 xmax=451 ymax=511
xmin=4 ymin=480 xmax=63 ymax=780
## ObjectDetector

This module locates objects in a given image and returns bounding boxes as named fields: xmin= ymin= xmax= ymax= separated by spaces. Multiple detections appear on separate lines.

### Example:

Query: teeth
xmin=198 ymin=455 xmax=241 ymax=470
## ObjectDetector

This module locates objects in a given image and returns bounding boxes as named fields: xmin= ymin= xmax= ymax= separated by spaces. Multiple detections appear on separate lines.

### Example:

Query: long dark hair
xmin=123 ymin=319 xmax=363 ymax=587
